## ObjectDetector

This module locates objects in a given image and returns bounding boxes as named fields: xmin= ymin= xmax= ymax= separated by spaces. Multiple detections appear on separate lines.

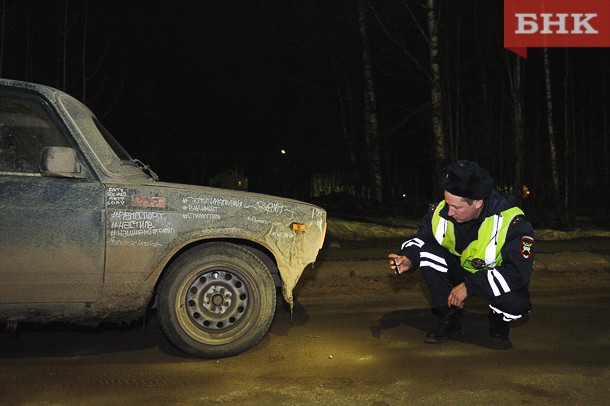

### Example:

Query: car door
xmin=0 ymin=90 xmax=105 ymax=303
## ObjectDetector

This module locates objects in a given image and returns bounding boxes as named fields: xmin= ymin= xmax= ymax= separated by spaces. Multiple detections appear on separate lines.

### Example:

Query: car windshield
xmin=57 ymin=93 xmax=154 ymax=179
xmin=92 ymin=115 xmax=132 ymax=161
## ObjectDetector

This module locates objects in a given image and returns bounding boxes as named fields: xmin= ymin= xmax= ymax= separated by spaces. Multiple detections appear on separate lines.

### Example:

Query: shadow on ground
xmin=370 ymin=304 xmax=527 ymax=350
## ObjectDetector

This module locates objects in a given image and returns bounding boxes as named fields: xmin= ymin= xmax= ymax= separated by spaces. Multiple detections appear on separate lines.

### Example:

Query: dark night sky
xmin=1 ymin=1 xmax=474 ymax=190
xmin=101 ymin=2 xmax=359 ymax=187
xmin=3 ymin=1 xmax=610 ymax=214
xmin=4 ymin=1 xmax=355 ymax=186
xmin=106 ymin=3 xmax=299 ymax=181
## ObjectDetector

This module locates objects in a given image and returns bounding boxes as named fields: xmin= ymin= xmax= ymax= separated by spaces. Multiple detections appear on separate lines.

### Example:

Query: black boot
xmin=488 ymin=309 xmax=510 ymax=342
xmin=424 ymin=307 xmax=462 ymax=343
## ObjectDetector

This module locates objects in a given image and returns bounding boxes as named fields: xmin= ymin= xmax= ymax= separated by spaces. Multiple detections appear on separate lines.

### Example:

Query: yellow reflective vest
xmin=431 ymin=201 xmax=524 ymax=273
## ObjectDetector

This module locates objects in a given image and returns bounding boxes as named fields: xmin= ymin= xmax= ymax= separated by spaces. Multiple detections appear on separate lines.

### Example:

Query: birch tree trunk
xmin=426 ymin=0 xmax=447 ymax=187
xmin=357 ymin=0 xmax=383 ymax=210
xmin=0 ymin=0 xmax=5 ymax=78
xmin=25 ymin=5 xmax=32 ymax=81
xmin=81 ymin=0 xmax=88 ymax=102
xmin=61 ymin=0 xmax=69 ymax=90
xmin=543 ymin=48 xmax=567 ymax=228
xmin=511 ymin=54 xmax=525 ymax=205
xmin=602 ymin=53 xmax=610 ymax=195
xmin=562 ymin=50 xmax=573 ymax=217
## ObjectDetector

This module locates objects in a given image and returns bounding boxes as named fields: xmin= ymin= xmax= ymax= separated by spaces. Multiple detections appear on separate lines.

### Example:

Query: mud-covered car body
xmin=0 ymin=79 xmax=326 ymax=357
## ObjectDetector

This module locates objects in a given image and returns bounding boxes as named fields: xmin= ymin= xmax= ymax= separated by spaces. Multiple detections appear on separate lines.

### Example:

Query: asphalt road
xmin=1 ymin=238 xmax=609 ymax=405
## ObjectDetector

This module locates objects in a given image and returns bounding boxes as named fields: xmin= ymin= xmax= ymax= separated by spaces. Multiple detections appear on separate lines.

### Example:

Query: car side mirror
xmin=40 ymin=146 xmax=86 ymax=179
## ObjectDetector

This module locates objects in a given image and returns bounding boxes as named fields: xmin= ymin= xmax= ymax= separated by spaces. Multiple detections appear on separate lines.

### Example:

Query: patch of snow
xmin=327 ymin=217 xmax=610 ymax=241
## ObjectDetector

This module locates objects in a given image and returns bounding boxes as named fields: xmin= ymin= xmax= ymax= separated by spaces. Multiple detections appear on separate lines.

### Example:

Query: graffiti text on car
xmin=182 ymin=196 xmax=244 ymax=208
xmin=182 ymin=213 xmax=222 ymax=220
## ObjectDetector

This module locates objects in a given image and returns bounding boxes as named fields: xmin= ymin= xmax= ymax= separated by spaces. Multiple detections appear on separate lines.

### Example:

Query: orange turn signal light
xmin=290 ymin=222 xmax=307 ymax=232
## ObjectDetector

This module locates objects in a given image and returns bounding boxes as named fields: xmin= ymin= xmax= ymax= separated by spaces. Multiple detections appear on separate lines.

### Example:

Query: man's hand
xmin=388 ymin=254 xmax=411 ymax=275
xmin=448 ymin=282 xmax=468 ymax=308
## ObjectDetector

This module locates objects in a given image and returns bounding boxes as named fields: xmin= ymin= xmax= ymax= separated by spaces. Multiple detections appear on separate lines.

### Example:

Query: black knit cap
xmin=442 ymin=160 xmax=494 ymax=200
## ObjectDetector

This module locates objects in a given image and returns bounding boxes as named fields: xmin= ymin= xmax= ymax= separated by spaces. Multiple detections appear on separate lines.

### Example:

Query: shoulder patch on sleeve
xmin=520 ymin=236 xmax=534 ymax=259
xmin=511 ymin=214 xmax=526 ymax=227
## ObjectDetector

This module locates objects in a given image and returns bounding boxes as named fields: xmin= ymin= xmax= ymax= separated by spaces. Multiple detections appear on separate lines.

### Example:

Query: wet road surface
xmin=1 ymin=239 xmax=609 ymax=405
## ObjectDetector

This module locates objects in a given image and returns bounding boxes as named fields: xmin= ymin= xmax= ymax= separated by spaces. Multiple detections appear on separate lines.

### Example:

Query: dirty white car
xmin=0 ymin=79 xmax=326 ymax=358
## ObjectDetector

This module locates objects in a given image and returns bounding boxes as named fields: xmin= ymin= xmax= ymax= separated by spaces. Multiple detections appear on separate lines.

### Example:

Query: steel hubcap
xmin=186 ymin=270 xmax=248 ymax=331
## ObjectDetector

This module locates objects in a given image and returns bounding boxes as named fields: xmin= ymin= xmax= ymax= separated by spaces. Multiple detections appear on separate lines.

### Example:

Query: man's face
xmin=444 ymin=191 xmax=483 ymax=223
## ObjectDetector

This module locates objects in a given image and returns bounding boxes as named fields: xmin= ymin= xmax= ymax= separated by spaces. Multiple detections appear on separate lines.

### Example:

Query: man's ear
xmin=474 ymin=199 xmax=484 ymax=209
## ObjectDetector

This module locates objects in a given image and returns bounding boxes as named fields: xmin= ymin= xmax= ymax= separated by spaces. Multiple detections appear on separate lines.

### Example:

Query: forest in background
xmin=1 ymin=1 xmax=609 ymax=228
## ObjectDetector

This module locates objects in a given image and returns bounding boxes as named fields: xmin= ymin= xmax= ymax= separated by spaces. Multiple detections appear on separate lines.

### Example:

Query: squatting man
xmin=388 ymin=160 xmax=535 ymax=345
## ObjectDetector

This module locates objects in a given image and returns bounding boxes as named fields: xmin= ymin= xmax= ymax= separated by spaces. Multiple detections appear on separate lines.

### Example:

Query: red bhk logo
xmin=504 ymin=0 xmax=610 ymax=58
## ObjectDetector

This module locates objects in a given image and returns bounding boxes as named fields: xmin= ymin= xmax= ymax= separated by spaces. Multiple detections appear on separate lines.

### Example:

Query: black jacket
xmin=399 ymin=189 xmax=535 ymax=300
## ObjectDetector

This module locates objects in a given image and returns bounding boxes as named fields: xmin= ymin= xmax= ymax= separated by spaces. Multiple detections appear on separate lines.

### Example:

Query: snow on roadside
xmin=534 ymin=228 xmax=610 ymax=241
xmin=327 ymin=217 xmax=610 ymax=241
xmin=326 ymin=218 xmax=417 ymax=241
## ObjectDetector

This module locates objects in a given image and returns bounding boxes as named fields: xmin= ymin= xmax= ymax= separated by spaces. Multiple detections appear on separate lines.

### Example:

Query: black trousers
xmin=418 ymin=241 xmax=531 ymax=321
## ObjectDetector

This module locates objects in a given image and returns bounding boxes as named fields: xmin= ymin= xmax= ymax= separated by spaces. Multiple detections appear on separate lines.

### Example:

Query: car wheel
xmin=157 ymin=242 xmax=276 ymax=358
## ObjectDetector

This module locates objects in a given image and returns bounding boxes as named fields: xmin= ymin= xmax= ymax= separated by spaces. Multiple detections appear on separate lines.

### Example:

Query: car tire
xmin=157 ymin=242 xmax=276 ymax=358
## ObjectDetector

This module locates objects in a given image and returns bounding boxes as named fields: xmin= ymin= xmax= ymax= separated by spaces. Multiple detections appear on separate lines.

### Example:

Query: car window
xmin=0 ymin=95 xmax=69 ymax=173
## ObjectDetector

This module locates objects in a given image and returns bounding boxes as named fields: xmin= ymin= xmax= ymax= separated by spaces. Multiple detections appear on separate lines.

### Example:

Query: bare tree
xmin=510 ymin=54 xmax=525 ymax=204
xmin=24 ymin=4 xmax=32 ymax=81
xmin=543 ymin=48 xmax=567 ymax=228
xmin=602 ymin=53 xmax=610 ymax=197
xmin=55 ymin=0 xmax=86 ymax=94
xmin=81 ymin=0 xmax=88 ymax=101
xmin=445 ymin=16 xmax=461 ymax=163
xmin=357 ymin=0 xmax=383 ymax=210
xmin=0 ymin=0 xmax=6 ymax=78
xmin=58 ymin=0 xmax=71 ymax=90
xmin=425 ymin=0 xmax=447 ymax=186
xmin=562 ymin=50 xmax=574 ymax=218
